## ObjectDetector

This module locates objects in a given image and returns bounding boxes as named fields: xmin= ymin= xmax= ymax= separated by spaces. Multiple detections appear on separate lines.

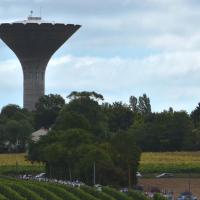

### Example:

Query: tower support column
xmin=21 ymin=59 xmax=48 ymax=111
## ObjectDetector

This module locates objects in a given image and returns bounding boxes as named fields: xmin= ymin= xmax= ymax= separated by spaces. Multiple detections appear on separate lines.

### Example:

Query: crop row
xmin=0 ymin=177 xmax=165 ymax=200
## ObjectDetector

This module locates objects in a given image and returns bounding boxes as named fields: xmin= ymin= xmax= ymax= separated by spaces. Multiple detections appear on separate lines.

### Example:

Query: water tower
xmin=0 ymin=13 xmax=81 ymax=110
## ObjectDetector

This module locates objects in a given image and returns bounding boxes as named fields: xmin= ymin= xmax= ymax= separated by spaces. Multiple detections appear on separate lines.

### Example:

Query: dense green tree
xmin=111 ymin=132 xmax=141 ymax=186
xmin=53 ymin=111 xmax=91 ymax=131
xmin=64 ymin=92 xmax=107 ymax=140
xmin=130 ymin=110 xmax=193 ymax=151
xmin=103 ymin=102 xmax=134 ymax=133
xmin=1 ymin=104 xmax=22 ymax=119
xmin=0 ymin=125 xmax=6 ymax=152
xmin=191 ymin=103 xmax=200 ymax=128
xmin=183 ymin=128 xmax=200 ymax=150
xmin=67 ymin=91 xmax=104 ymax=101
xmin=34 ymin=94 xmax=65 ymax=129
xmin=0 ymin=104 xmax=31 ymax=122
xmin=4 ymin=119 xmax=33 ymax=152
xmin=28 ymin=92 xmax=141 ymax=186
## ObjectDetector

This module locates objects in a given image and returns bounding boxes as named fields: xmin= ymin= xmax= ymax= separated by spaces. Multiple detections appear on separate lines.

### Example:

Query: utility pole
xmin=93 ymin=161 xmax=96 ymax=185
xmin=128 ymin=165 xmax=131 ymax=188
xmin=69 ymin=166 xmax=72 ymax=181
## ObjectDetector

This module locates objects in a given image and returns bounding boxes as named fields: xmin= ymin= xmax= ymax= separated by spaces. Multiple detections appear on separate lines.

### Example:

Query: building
xmin=31 ymin=128 xmax=49 ymax=142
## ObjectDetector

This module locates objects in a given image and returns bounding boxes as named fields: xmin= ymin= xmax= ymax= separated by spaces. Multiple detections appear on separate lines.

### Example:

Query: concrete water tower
xmin=0 ymin=13 xmax=81 ymax=110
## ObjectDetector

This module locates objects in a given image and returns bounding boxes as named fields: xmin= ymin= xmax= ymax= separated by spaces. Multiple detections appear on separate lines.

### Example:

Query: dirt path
xmin=139 ymin=178 xmax=200 ymax=198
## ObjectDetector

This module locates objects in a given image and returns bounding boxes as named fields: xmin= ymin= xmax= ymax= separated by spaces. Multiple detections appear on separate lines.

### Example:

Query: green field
xmin=0 ymin=154 xmax=43 ymax=175
xmin=1 ymin=152 xmax=200 ymax=175
xmin=139 ymin=151 xmax=200 ymax=173
xmin=0 ymin=176 xmax=149 ymax=200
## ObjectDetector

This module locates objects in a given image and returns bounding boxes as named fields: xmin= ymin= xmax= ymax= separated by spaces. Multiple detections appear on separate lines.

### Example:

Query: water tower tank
xmin=0 ymin=15 xmax=81 ymax=110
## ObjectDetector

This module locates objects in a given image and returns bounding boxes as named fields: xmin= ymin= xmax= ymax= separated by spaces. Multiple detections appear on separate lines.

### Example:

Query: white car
xmin=35 ymin=173 xmax=46 ymax=179
xmin=156 ymin=173 xmax=174 ymax=178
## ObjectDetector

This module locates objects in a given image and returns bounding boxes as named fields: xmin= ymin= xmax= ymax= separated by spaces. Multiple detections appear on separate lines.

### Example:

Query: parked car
xmin=156 ymin=173 xmax=174 ymax=178
xmin=35 ymin=172 xmax=46 ymax=179
xmin=177 ymin=191 xmax=198 ymax=200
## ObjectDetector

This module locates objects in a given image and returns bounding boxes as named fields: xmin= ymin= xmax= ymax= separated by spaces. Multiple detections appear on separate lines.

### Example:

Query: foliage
xmin=191 ymin=103 xmax=200 ymax=128
xmin=102 ymin=186 xmax=132 ymax=200
xmin=34 ymin=94 xmax=65 ymax=129
xmin=81 ymin=185 xmax=115 ymax=200
xmin=67 ymin=91 xmax=104 ymax=101
xmin=103 ymin=102 xmax=134 ymax=132
xmin=153 ymin=193 xmax=167 ymax=200
xmin=0 ymin=105 xmax=34 ymax=153
xmin=137 ymin=94 xmax=151 ymax=115
xmin=28 ymin=92 xmax=141 ymax=187
xmin=128 ymin=189 xmax=149 ymax=200
xmin=130 ymin=110 xmax=194 ymax=151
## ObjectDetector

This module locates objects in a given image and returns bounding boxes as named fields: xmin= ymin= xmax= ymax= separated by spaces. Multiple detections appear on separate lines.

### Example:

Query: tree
xmin=1 ymin=104 xmax=30 ymax=121
xmin=65 ymin=92 xmax=107 ymax=140
xmin=191 ymin=103 xmax=200 ymax=128
xmin=0 ymin=125 xmax=6 ymax=152
xmin=129 ymin=96 xmax=137 ymax=112
xmin=53 ymin=111 xmax=91 ymax=131
xmin=5 ymin=119 xmax=33 ymax=152
xmin=111 ymin=132 xmax=141 ymax=186
xmin=103 ymin=102 xmax=134 ymax=132
xmin=34 ymin=94 xmax=65 ymax=129
xmin=28 ymin=91 xmax=142 ymax=186
xmin=1 ymin=104 xmax=22 ymax=119
xmin=137 ymin=94 xmax=151 ymax=115
xmin=130 ymin=110 xmax=193 ymax=151
xmin=77 ymin=144 xmax=114 ymax=185
xmin=67 ymin=91 xmax=104 ymax=101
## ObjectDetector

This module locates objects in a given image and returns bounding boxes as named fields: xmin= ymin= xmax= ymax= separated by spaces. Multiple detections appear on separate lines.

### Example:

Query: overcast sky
xmin=1 ymin=0 xmax=200 ymax=112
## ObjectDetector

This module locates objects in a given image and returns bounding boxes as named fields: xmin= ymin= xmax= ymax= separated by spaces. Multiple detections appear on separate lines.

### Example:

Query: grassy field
xmin=1 ymin=152 xmax=200 ymax=174
xmin=0 ymin=153 xmax=43 ymax=175
xmin=141 ymin=152 xmax=200 ymax=165
xmin=0 ymin=153 xmax=32 ymax=166
xmin=140 ymin=151 xmax=200 ymax=173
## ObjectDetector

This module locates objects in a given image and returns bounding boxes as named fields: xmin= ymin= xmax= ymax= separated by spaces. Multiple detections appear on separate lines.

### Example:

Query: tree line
xmin=1 ymin=91 xmax=200 ymax=186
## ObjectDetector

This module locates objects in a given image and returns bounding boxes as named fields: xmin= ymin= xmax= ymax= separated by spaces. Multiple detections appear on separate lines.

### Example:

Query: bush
xmin=42 ymin=183 xmax=80 ymax=200
xmin=8 ymin=183 xmax=43 ymax=200
xmin=0 ymin=183 xmax=26 ymax=200
xmin=102 ymin=187 xmax=132 ymax=200
xmin=25 ymin=183 xmax=62 ymax=200
xmin=81 ymin=185 xmax=115 ymax=200
xmin=128 ymin=189 xmax=149 ymax=200
xmin=63 ymin=185 xmax=99 ymax=200
xmin=153 ymin=193 xmax=167 ymax=200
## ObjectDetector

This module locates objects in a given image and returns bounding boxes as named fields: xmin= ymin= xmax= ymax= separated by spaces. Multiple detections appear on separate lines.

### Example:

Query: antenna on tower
xmin=28 ymin=10 xmax=34 ymax=20
xmin=30 ymin=10 xmax=33 ymax=17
